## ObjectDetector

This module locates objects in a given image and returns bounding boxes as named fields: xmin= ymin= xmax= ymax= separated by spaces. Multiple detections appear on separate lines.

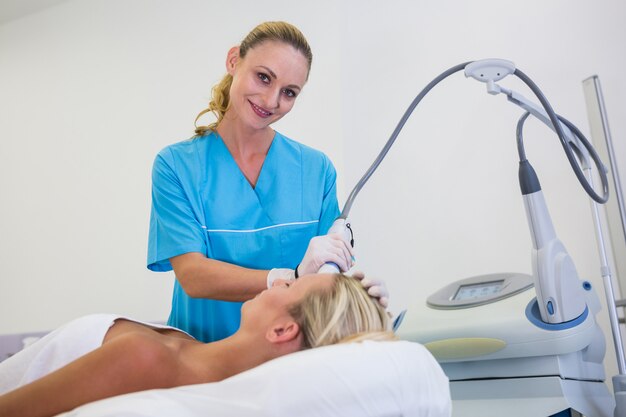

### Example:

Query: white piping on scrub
xmin=202 ymin=220 xmax=319 ymax=234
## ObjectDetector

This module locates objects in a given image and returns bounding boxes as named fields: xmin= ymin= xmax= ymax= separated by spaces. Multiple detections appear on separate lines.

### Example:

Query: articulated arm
xmin=466 ymin=59 xmax=588 ymax=324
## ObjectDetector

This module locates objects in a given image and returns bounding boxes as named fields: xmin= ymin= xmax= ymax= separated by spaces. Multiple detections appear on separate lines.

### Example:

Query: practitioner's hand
xmin=298 ymin=234 xmax=354 ymax=275
xmin=266 ymin=269 xmax=295 ymax=289
xmin=271 ymin=278 xmax=292 ymax=287
xmin=352 ymin=270 xmax=389 ymax=308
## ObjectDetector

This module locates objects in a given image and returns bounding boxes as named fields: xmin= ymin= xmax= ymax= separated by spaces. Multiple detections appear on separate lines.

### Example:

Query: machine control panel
xmin=427 ymin=272 xmax=534 ymax=309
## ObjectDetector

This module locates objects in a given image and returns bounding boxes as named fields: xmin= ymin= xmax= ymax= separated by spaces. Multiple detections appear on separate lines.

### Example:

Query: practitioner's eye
xmin=257 ymin=72 xmax=270 ymax=83
xmin=282 ymin=88 xmax=297 ymax=98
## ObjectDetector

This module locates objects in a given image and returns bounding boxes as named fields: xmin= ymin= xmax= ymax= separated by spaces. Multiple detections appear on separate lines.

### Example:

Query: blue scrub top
xmin=147 ymin=131 xmax=340 ymax=342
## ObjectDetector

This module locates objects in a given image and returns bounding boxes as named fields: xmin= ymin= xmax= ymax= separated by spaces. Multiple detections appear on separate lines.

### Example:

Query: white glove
xmin=351 ymin=270 xmax=389 ymax=309
xmin=267 ymin=268 xmax=295 ymax=289
xmin=298 ymin=234 xmax=355 ymax=276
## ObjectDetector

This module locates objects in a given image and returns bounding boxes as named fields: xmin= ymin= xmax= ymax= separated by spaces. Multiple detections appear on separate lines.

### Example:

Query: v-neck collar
xmin=198 ymin=131 xmax=307 ymax=229
xmin=215 ymin=131 xmax=278 ymax=191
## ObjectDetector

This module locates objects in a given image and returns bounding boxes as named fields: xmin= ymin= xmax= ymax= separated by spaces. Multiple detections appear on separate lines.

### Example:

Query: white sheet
xmin=60 ymin=340 xmax=451 ymax=417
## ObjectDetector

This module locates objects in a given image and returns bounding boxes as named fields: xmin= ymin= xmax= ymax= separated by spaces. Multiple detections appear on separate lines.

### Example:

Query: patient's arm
xmin=0 ymin=332 xmax=185 ymax=417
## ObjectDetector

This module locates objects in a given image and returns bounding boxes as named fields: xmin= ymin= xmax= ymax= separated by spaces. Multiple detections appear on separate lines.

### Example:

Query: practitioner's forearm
xmin=171 ymin=252 xmax=268 ymax=301
xmin=0 ymin=333 xmax=177 ymax=417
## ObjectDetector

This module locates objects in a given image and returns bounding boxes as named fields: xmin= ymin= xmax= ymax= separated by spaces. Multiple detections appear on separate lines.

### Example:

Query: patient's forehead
xmin=296 ymin=273 xmax=336 ymax=292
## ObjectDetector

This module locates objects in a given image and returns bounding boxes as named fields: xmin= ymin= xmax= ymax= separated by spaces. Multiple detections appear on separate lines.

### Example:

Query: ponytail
xmin=194 ymin=73 xmax=233 ymax=136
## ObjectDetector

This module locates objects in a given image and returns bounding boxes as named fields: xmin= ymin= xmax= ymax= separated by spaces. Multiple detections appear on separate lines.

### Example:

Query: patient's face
xmin=242 ymin=273 xmax=335 ymax=326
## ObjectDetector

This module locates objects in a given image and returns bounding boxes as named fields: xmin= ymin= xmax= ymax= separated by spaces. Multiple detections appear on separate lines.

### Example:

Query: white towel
xmin=0 ymin=314 xmax=185 ymax=395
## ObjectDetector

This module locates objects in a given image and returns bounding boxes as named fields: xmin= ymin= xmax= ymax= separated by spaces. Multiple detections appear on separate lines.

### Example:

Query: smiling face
xmin=224 ymin=40 xmax=309 ymax=131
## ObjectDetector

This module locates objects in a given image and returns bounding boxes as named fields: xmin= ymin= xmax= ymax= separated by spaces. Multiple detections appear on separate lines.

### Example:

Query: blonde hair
xmin=289 ymin=274 xmax=397 ymax=349
xmin=194 ymin=21 xmax=313 ymax=136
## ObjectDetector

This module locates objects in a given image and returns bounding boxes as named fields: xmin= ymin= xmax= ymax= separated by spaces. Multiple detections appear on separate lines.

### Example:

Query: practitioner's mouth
xmin=249 ymin=100 xmax=272 ymax=118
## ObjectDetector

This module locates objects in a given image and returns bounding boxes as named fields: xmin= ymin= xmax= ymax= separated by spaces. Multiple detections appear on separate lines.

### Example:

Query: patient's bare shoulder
xmin=102 ymin=320 xmax=226 ymax=386
xmin=102 ymin=320 xmax=205 ymax=385
xmin=105 ymin=329 xmax=203 ymax=387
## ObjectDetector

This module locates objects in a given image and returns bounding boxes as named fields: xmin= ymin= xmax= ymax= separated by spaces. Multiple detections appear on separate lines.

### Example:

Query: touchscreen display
xmin=453 ymin=280 xmax=504 ymax=301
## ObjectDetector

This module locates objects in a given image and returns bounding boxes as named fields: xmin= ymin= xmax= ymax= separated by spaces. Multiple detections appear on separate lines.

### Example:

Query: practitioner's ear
xmin=226 ymin=46 xmax=240 ymax=75
xmin=266 ymin=320 xmax=300 ymax=344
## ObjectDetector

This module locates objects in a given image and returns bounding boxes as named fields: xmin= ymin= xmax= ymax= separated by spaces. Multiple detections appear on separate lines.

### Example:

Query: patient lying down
xmin=0 ymin=273 xmax=393 ymax=417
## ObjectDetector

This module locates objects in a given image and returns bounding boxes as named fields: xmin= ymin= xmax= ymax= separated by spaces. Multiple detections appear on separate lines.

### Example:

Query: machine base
xmin=450 ymin=377 xmax=614 ymax=417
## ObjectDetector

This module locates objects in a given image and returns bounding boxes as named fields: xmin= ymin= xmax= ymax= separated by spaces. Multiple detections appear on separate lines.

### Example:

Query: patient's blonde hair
xmin=194 ymin=21 xmax=313 ymax=136
xmin=290 ymin=274 xmax=396 ymax=349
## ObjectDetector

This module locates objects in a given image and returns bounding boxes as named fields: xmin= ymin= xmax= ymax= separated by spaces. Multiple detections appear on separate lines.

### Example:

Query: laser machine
xmin=321 ymin=59 xmax=625 ymax=417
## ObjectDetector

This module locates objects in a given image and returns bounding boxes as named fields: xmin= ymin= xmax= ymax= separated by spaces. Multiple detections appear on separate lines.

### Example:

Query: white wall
xmin=1 ymin=0 xmax=625 ymax=386
xmin=0 ymin=0 xmax=343 ymax=332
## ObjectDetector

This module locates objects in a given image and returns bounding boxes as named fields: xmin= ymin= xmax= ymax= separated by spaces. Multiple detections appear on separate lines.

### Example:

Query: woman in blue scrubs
xmin=147 ymin=22 xmax=355 ymax=342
